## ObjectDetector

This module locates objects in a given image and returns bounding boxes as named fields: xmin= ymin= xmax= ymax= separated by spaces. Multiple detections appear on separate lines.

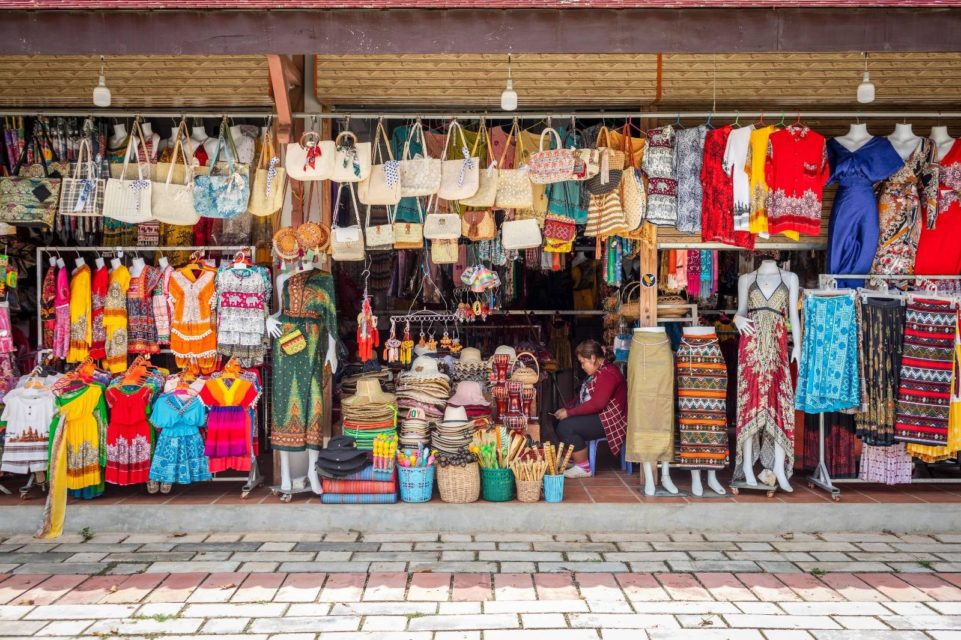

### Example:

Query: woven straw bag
xmin=509 ymin=351 xmax=541 ymax=385
xmin=358 ymin=120 xmax=402 ymax=206
xmin=437 ymin=462 xmax=480 ymax=503
xmin=460 ymin=122 xmax=498 ymax=208
xmin=248 ymin=129 xmax=285 ymax=216
xmin=437 ymin=120 xmax=479 ymax=202
xmin=152 ymin=125 xmax=201 ymax=225
xmin=399 ymin=121 xmax=442 ymax=197
xmin=332 ymin=130 xmax=372 ymax=183
xmin=59 ymin=138 xmax=104 ymax=218
xmin=494 ymin=120 xmax=533 ymax=209
xmin=285 ymin=130 xmax=335 ymax=181
xmin=103 ymin=123 xmax=153 ymax=224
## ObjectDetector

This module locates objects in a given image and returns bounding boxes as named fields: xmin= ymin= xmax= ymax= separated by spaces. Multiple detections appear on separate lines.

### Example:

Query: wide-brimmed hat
xmin=493 ymin=345 xmax=517 ymax=361
xmin=342 ymin=378 xmax=396 ymax=407
xmin=406 ymin=356 xmax=447 ymax=380
xmin=296 ymin=221 xmax=330 ymax=253
xmin=448 ymin=381 xmax=490 ymax=408
xmin=440 ymin=405 xmax=470 ymax=426
xmin=459 ymin=347 xmax=482 ymax=364
xmin=272 ymin=227 xmax=301 ymax=261
xmin=315 ymin=435 xmax=367 ymax=463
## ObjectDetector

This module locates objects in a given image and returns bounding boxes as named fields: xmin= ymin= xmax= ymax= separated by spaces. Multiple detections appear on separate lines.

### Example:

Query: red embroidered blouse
xmin=765 ymin=125 xmax=830 ymax=237
xmin=700 ymin=125 xmax=755 ymax=250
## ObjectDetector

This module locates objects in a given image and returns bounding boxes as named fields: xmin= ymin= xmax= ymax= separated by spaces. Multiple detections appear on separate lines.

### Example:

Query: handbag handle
xmin=12 ymin=126 xmax=52 ymax=178
xmin=402 ymin=120 xmax=430 ymax=162
xmin=442 ymin=119 xmax=471 ymax=162
xmin=365 ymin=201 xmax=395 ymax=228
xmin=508 ymin=350 xmax=541 ymax=379
xmin=299 ymin=130 xmax=321 ymax=149
xmin=538 ymin=127 xmax=563 ymax=153
xmin=477 ymin=119 xmax=495 ymax=168
xmin=372 ymin=119 xmax=395 ymax=165
xmin=257 ymin=128 xmax=277 ymax=170
xmin=333 ymin=182 xmax=362 ymax=229
xmin=72 ymin=138 xmax=94 ymax=180
xmin=208 ymin=120 xmax=240 ymax=174
xmin=119 ymin=121 xmax=151 ymax=184
xmin=165 ymin=122 xmax=195 ymax=187
xmin=498 ymin=119 xmax=522 ymax=168
xmin=595 ymin=125 xmax=612 ymax=150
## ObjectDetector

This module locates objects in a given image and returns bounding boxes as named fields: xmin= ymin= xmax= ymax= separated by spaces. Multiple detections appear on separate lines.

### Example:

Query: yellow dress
xmin=62 ymin=384 xmax=106 ymax=490
xmin=748 ymin=126 xmax=787 ymax=238
xmin=66 ymin=265 xmax=92 ymax=363
xmin=103 ymin=266 xmax=131 ymax=373
xmin=908 ymin=321 xmax=961 ymax=462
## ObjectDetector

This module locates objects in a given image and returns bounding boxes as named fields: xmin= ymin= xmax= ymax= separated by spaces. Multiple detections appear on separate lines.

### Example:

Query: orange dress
xmin=168 ymin=266 xmax=219 ymax=374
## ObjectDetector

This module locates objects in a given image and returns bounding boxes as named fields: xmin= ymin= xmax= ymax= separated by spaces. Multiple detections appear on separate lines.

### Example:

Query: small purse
xmin=248 ymin=129 xmax=285 ymax=216
xmin=528 ymin=127 xmax=575 ymax=184
xmin=501 ymin=217 xmax=542 ymax=251
xmin=423 ymin=195 xmax=462 ymax=241
xmin=365 ymin=201 xmax=396 ymax=250
xmin=495 ymin=120 xmax=534 ymax=210
xmin=437 ymin=120 xmax=479 ymax=202
xmin=59 ymin=138 xmax=104 ymax=218
xmin=430 ymin=239 xmax=459 ymax=264
xmin=358 ymin=120 xmax=402 ymax=206
xmin=285 ymin=130 xmax=336 ymax=181
xmin=103 ymin=124 xmax=153 ymax=224
xmin=461 ymin=209 xmax=497 ymax=241
xmin=332 ymin=130 xmax=372 ymax=183
xmin=330 ymin=183 xmax=365 ymax=261
xmin=398 ymin=121 xmax=442 ymax=197
xmin=151 ymin=125 xmax=201 ymax=225
xmin=279 ymin=329 xmax=307 ymax=356
xmin=460 ymin=121 xmax=498 ymax=208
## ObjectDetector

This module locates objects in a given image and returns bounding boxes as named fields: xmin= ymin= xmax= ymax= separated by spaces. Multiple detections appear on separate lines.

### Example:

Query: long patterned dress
xmin=40 ymin=265 xmax=56 ymax=351
xmin=103 ymin=266 xmax=131 ymax=373
xmin=53 ymin=266 xmax=71 ymax=360
xmin=126 ymin=266 xmax=161 ymax=355
xmin=271 ymin=269 xmax=337 ymax=451
xmin=675 ymin=125 xmax=707 ymax=233
xmin=675 ymin=332 xmax=729 ymax=469
xmin=871 ymin=139 xmax=934 ymax=276
xmin=641 ymin=125 xmax=678 ymax=226
xmin=90 ymin=265 xmax=109 ymax=360
xmin=216 ymin=266 xmax=271 ymax=367
xmin=66 ymin=265 xmax=91 ymax=363
xmin=734 ymin=273 xmax=795 ymax=481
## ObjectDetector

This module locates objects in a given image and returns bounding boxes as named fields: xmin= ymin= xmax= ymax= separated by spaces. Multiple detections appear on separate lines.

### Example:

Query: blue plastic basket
xmin=398 ymin=465 xmax=435 ymax=503
xmin=543 ymin=474 xmax=565 ymax=503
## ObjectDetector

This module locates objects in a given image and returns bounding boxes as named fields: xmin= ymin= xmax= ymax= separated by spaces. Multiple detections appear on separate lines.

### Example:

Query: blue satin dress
xmin=826 ymin=137 xmax=903 ymax=287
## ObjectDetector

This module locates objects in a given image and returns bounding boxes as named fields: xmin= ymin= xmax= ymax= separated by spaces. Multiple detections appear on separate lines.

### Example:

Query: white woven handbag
xmin=248 ymin=129 xmax=285 ymax=217
xmin=103 ymin=124 xmax=153 ymax=224
xmin=501 ymin=217 xmax=542 ymax=250
xmin=437 ymin=120 xmax=479 ymax=202
xmin=358 ymin=120 xmax=401 ymax=206
xmin=423 ymin=202 xmax=461 ymax=240
xmin=398 ymin=121 xmax=442 ymax=197
xmin=494 ymin=121 xmax=534 ymax=209
xmin=365 ymin=202 xmax=395 ymax=250
xmin=285 ymin=131 xmax=335 ymax=181
xmin=151 ymin=129 xmax=200 ymax=225
xmin=332 ymin=130 xmax=372 ymax=183
xmin=461 ymin=122 xmax=498 ymax=208
xmin=330 ymin=183 xmax=365 ymax=262
xmin=59 ymin=138 xmax=104 ymax=218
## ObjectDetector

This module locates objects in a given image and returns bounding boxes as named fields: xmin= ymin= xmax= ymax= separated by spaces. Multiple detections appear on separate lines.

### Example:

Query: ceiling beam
xmin=1 ymin=8 xmax=960 ymax=55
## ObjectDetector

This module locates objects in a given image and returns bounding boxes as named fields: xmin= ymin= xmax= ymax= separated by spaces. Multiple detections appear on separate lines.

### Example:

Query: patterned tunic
xmin=766 ymin=125 xmax=830 ymax=238
xmin=723 ymin=124 xmax=755 ymax=233
xmin=700 ymin=126 xmax=755 ymax=250
xmin=103 ymin=266 xmax=131 ymax=373
xmin=66 ymin=265 xmax=91 ymax=363
xmin=641 ymin=125 xmax=678 ymax=226
xmin=675 ymin=332 xmax=729 ymax=469
xmin=675 ymin=126 xmax=707 ymax=233
xmin=169 ymin=267 xmax=218 ymax=374
xmin=40 ymin=266 xmax=56 ymax=351
xmin=126 ymin=266 xmax=161 ymax=355
xmin=216 ymin=266 xmax=271 ymax=367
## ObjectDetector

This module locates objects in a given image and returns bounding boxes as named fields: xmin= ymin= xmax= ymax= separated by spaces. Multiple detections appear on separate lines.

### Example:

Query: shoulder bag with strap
xmin=0 ymin=126 xmax=66 ymax=228
xmin=393 ymin=196 xmax=425 ymax=250
xmin=103 ymin=122 xmax=153 ymax=224
xmin=332 ymin=130 xmax=372 ymax=183
xmin=398 ymin=121 xmax=442 ymax=197
xmin=528 ymin=127 xmax=575 ymax=184
xmin=365 ymin=201 xmax=395 ymax=250
xmin=358 ymin=119 xmax=402 ymax=206
xmin=423 ymin=189 xmax=461 ymax=240
xmin=193 ymin=122 xmax=250 ymax=219
xmin=584 ymin=126 xmax=625 ymax=196
xmin=460 ymin=120 xmax=498 ymax=208
xmin=59 ymin=137 xmax=104 ymax=218
xmin=248 ymin=128 xmax=285 ymax=216
xmin=437 ymin=119 xmax=479 ymax=202
xmin=494 ymin=120 xmax=534 ymax=209
xmin=619 ymin=124 xmax=647 ymax=236
xmin=330 ymin=182 xmax=365 ymax=261
xmin=151 ymin=123 xmax=200 ymax=225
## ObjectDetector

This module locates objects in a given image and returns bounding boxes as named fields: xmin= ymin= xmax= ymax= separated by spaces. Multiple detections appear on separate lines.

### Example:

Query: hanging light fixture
xmin=857 ymin=52 xmax=875 ymax=104
xmin=500 ymin=53 xmax=518 ymax=112
xmin=92 ymin=56 xmax=111 ymax=108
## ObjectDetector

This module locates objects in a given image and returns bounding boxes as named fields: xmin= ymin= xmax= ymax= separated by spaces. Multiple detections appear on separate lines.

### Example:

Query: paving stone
xmin=440 ymin=551 xmax=475 ymax=561
xmin=495 ymin=574 xmax=536 ymax=601
xmin=811 ymin=632 xmax=928 ymax=640
xmin=452 ymin=573 xmax=492 ymax=602
xmin=833 ymin=616 xmax=890 ymax=630
xmin=280 ymin=562 xmax=371 ymax=573
xmin=409 ymin=562 xmax=499 ymax=573
xmin=439 ymin=602 xmax=482 ymax=614
xmin=880 ymin=602 xmax=937 ymax=616
xmin=725 ymin=615 xmax=841 ymax=629
xmin=106 ymin=563 xmax=150 ymax=575
xmin=693 ymin=573 xmax=756 ymax=601
xmin=757 ymin=562 xmax=804 ymax=574
xmin=647 ymin=631 xmax=763 ymax=640
xmin=362 ymin=572 xmax=407 ymax=601
xmin=677 ymin=613 xmax=728 ymax=628
xmin=202 ymin=617 xmax=251 ymax=634
xmin=568 ymin=613 xmax=679 ymax=629
xmin=485 ymin=631 xmax=601 ymax=640
xmin=585 ymin=600 xmax=635 ymax=613
xmin=627 ymin=562 xmax=672 ymax=573
xmin=326 ymin=602 xmax=435 ymax=616
xmin=485 ymin=600 xmax=589 ymax=614
xmin=106 ymin=552 xmax=197 ymax=563
xmin=319 ymin=573 xmax=367 ymax=603
xmin=615 ymin=573 xmax=670 ymax=601
xmin=231 ymin=552 xmax=325 ymax=562
xmin=759 ymin=632 xmax=814 ymax=640
xmin=655 ymin=573 xmax=713 ymax=601
xmin=498 ymin=543 xmax=533 ymax=551
xmin=0 ymin=605 xmax=34 ymax=620
xmin=239 ymin=561 xmax=281 ymax=573
xmin=408 ymin=572 xmax=451 ymax=601
xmin=441 ymin=534 xmax=473 ymax=543
xmin=173 ymin=542 xmax=262 ymax=552
xmin=818 ymin=574 xmax=889 ymax=602
xmin=274 ymin=573 xmax=325 ymax=603
xmin=774 ymin=574 xmax=844 ymax=602
xmin=293 ymin=542 xmax=380 ymax=552
xmin=230 ymin=572 xmax=286 ymax=602
xmin=33 ymin=619 xmax=94 ymax=636
xmin=534 ymin=543 xmax=619 ymax=553
xmin=539 ymin=562 xmax=629 ymax=573
xmin=653 ymin=542 xmax=738 ymax=552
xmin=576 ymin=573 xmax=627 ymax=601
xmin=186 ymin=571 xmax=246 ymax=603
xmin=138 ymin=543 xmax=178 ymax=552
xmin=144 ymin=572 xmax=208 ymax=603
xmin=24 ymin=603 xmax=138 ymax=619
xmin=416 ymin=543 xmax=497 ymax=551
xmin=794 ymin=563 xmax=892 ymax=573
xmin=521 ymin=613 xmax=569 ymax=628
xmin=408 ymin=613 xmax=519 ymax=631
xmin=380 ymin=542 xmax=414 ymax=552
xmin=605 ymin=552 xmax=690 ymax=561
xmin=352 ymin=552 xmax=440 ymax=562
xmin=134 ymin=602 xmax=184 ymax=618
xmin=882 ymin=615 xmax=961 ymax=630
xmin=12 ymin=563 xmax=104 ymax=575
xmin=534 ymin=573 xmax=580 ymax=601
xmin=248 ymin=616 xmax=362 ymax=633
xmin=362 ymin=615 xmax=409 ymax=631
xmin=853 ymin=574 xmax=927 ymax=602
xmin=780 ymin=602 xmax=888 ymax=616
xmin=369 ymin=562 xmax=408 ymax=572
xmin=0 ymin=620 xmax=46 ymax=635
xmin=364 ymin=533 xmax=438 ymax=542
xmin=500 ymin=563 xmax=537 ymax=573
xmin=13 ymin=574 xmax=87 ymax=605
xmin=736 ymin=602 xmax=786 ymax=615
xmin=668 ymin=560 xmax=761 ymax=573
xmin=145 ymin=561 xmax=240 ymax=573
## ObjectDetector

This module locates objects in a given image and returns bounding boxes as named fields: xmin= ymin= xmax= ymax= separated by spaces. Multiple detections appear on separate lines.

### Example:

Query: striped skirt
xmin=675 ymin=333 xmax=729 ymax=470
xmin=894 ymin=299 xmax=958 ymax=447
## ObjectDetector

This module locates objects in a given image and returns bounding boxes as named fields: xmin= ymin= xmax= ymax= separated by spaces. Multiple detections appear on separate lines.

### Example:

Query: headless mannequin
xmin=109 ymin=256 xmax=121 ymax=271
xmin=129 ymin=256 xmax=146 ymax=278
xmin=888 ymin=123 xmax=922 ymax=162
xmin=834 ymin=123 xmax=873 ymax=152
xmin=157 ymin=256 xmax=169 ymax=271
xmin=56 ymin=257 xmax=65 ymax=269
xmin=190 ymin=125 xmax=218 ymax=162
xmin=94 ymin=256 xmax=105 ymax=270
xmin=140 ymin=122 xmax=161 ymax=161
xmin=48 ymin=256 xmax=56 ymax=270
xmin=74 ymin=257 xmax=85 ymax=270
xmin=681 ymin=325 xmax=727 ymax=497
xmin=632 ymin=325 xmax=678 ymax=497
xmin=109 ymin=123 xmax=127 ymax=150
xmin=266 ymin=258 xmax=339 ymax=495
xmin=733 ymin=259 xmax=801 ymax=492
xmin=931 ymin=126 xmax=956 ymax=162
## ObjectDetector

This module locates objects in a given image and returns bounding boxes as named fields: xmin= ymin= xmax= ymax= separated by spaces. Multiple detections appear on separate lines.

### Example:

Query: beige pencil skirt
xmin=625 ymin=332 xmax=675 ymax=464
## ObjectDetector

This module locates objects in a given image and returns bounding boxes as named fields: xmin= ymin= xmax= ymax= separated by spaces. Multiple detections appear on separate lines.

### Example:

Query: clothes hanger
xmin=754 ymin=111 xmax=766 ymax=127
xmin=704 ymin=113 xmax=714 ymax=129
xmin=672 ymin=113 xmax=684 ymax=130
xmin=777 ymin=112 xmax=787 ymax=128
xmin=732 ymin=111 xmax=741 ymax=129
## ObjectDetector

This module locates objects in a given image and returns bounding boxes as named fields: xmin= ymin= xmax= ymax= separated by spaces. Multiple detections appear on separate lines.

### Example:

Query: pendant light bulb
xmin=501 ymin=54 xmax=518 ymax=112
xmin=92 ymin=56 xmax=111 ymax=108
xmin=857 ymin=53 xmax=875 ymax=104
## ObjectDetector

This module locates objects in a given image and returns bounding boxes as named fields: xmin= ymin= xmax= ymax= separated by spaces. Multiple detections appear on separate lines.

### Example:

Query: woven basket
xmin=516 ymin=478 xmax=542 ymax=503
xmin=480 ymin=467 xmax=515 ymax=502
xmin=437 ymin=462 xmax=480 ymax=504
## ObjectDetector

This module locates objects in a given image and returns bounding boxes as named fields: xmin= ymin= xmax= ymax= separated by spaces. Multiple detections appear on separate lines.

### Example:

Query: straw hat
xmin=342 ymin=378 xmax=396 ymax=407
xmin=296 ymin=221 xmax=330 ymax=253
xmin=272 ymin=226 xmax=301 ymax=261
xmin=406 ymin=356 xmax=447 ymax=380
xmin=440 ymin=405 xmax=470 ymax=426
xmin=459 ymin=347 xmax=482 ymax=364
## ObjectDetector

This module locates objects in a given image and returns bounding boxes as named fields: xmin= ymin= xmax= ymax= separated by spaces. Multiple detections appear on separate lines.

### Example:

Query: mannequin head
xmin=575 ymin=339 xmax=607 ymax=376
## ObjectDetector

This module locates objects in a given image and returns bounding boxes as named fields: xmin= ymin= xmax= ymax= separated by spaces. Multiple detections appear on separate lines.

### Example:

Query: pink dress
xmin=54 ymin=266 xmax=71 ymax=359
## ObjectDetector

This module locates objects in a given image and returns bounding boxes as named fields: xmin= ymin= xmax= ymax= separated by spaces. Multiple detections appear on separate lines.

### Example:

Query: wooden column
xmin=637 ymin=115 xmax=659 ymax=328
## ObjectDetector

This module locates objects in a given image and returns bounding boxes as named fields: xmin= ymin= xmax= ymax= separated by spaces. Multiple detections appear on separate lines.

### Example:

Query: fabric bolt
xmin=872 ymin=139 xmax=934 ymax=276
xmin=675 ymin=125 xmax=707 ymax=233
xmin=103 ymin=265 xmax=131 ymax=373
xmin=733 ymin=270 xmax=795 ymax=482
xmin=915 ymin=139 xmax=961 ymax=276
xmin=796 ymin=294 xmax=861 ymax=413
xmin=0 ymin=387 xmax=56 ymax=474
xmin=104 ymin=384 xmax=153 ymax=485
xmin=747 ymin=125 xmax=778 ymax=237
xmin=152 ymin=263 xmax=173 ymax=345
xmin=894 ymin=298 xmax=957 ymax=447
xmin=40 ymin=266 xmax=56 ymax=351
xmin=723 ymin=124 xmax=755 ymax=232
xmin=169 ymin=266 xmax=219 ymax=374
xmin=271 ymin=269 xmax=337 ymax=451
xmin=642 ymin=125 xmax=678 ymax=226
xmin=826 ymin=136 xmax=903 ymax=288
xmin=126 ymin=265 xmax=162 ymax=355
xmin=675 ymin=332 xmax=729 ymax=470
xmin=626 ymin=332 xmax=674 ymax=464
xmin=53 ymin=266 xmax=71 ymax=360
xmin=765 ymin=125 xmax=830 ymax=238
xmin=216 ymin=266 xmax=271 ymax=366
xmin=859 ymin=442 xmax=913 ymax=485
xmin=701 ymin=126 xmax=755 ymax=250
xmin=856 ymin=297 xmax=905 ymax=446
xmin=564 ymin=361 xmax=627 ymax=455
xmin=89 ymin=265 xmax=109 ymax=360
xmin=148 ymin=392 xmax=212 ymax=485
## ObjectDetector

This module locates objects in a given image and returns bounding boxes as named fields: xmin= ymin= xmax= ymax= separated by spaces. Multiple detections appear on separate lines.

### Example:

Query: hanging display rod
xmin=2 ymin=109 xmax=961 ymax=120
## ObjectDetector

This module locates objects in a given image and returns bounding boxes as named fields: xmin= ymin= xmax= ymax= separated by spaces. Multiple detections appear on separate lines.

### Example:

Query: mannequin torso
xmin=931 ymin=126 xmax=956 ymax=161
xmin=94 ymin=257 xmax=105 ymax=270
xmin=140 ymin=123 xmax=161 ymax=161
xmin=888 ymin=123 xmax=922 ymax=162
xmin=682 ymin=326 xmax=714 ymax=336
xmin=110 ymin=257 xmax=121 ymax=271
xmin=834 ymin=123 xmax=873 ymax=153
xmin=129 ymin=257 xmax=146 ymax=278
xmin=74 ymin=257 xmax=86 ymax=270
xmin=109 ymin=123 xmax=128 ymax=150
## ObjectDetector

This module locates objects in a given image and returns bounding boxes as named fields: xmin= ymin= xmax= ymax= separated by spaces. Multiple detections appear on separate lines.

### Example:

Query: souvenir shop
xmin=1 ymin=45 xmax=961 ymax=536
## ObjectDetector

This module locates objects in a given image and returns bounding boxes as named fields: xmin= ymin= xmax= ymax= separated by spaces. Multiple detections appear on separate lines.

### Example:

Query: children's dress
xmin=148 ymin=392 xmax=211 ymax=485
xmin=104 ymin=384 xmax=153 ymax=485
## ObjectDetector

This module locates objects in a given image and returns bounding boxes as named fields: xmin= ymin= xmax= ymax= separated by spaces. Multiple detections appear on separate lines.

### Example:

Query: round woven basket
xmin=516 ymin=478 xmax=542 ymax=503
xmin=480 ymin=467 xmax=515 ymax=502
xmin=437 ymin=462 xmax=480 ymax=504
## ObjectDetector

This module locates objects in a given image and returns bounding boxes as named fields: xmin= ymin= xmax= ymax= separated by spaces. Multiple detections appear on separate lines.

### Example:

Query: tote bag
xmin=461 ymin=122 xmax=498 ymax=208
xmin=59 ymin=138 xmax=104 ymax=218
xmin=151 ymin=129 xmax=201 ymax=225
xmin=398 ymin=121 xmax=442 ymax=197
xmin=528 ymin=127 xmax=575 ymax=184
xmin=285 ymin=130 xmax=336 ymax=181
xmin=0 ymin=132 xmax=65 ymax=228
xmin=501 ymin=217 xmax=542 ymax=251
xmin=494 ymin=121 xmax=533 ymax=209
xmin=193 ymin=124 xmax=250 ymax=220
xmin=365 ymin=202 xmax=395 ymax=250
xmin=331 ymin=183 xmax=365 ymax=261
xmin=332 ymin=130 xmax=372 ymax=183
xmin=248 ymin=129 xmax=285 ymax=216
xmin=437 ymin=120 xmax=479 ymax=202
xmin=103 ymin=125 xmax=153 ymax=224
xmin=358 ymin=120 xmax=402 ymax=206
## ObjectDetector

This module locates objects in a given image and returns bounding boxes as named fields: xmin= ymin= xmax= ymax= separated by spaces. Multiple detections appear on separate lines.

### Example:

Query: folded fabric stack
xmin=433 ymin=406 xmax=474 ymax=455
xmin=447 ymin=380 xmax=492 ymax=420
xmin=396 ymin=356 xmax=451 ymax=449
xmin=320 ymin=465 xmax=398 ymax=504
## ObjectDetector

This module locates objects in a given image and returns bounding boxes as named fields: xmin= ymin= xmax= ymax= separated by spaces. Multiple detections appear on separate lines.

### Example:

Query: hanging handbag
xmin=358 ymin=120 xmax=402 ymax=206
xmin=0 ymin=128 xmax=66 ymax=228
xmin=437 ymin=120 xmax=479 ymax=202
xmin=151 ymin=127 xmax=201 ymax=225
xmin=585 ymin=191 xmax=628 ymax=239
xmin=461 ymin=209 xmax=497 ymax=242
xmin=621 ymin=168 xmax=648 ymax=238
xmin=332 ymin=130 xmax=372 ymax=183
xmin=494 ymin=121 xmax=534 ymax=209
xmin=330 ymin=182 xmax=365 ymax=261
xmin=248 ymin=129 xmax=285 ymax=216
xmin=365 ymin=200 xmax=395 ymax=250
xmin=430 ymin=239 xmax=459 ymax=264
xmin=103 ymin=123 xmax=153 ymax=224
xmin=193 ymin=123 xmax=251 ymax=220
xmin=461 ymin=121 xmax=498 ymax=208
xmin=501 ymin=217 xmax=542 ymax=250
xmin=398 ymin=121 xmax=442 ymax=197
xmin=285 ymin=130 xmax=336 ymax=181
xmin=423 ymin=193 xmax=461 ymax=240
xmin=528 ymin=127 xmax=575 ymax=184
xmin=59 ymin=138 xmax=104 ymax=218
xmin=584 ymin=127 xmax=625 ymax=196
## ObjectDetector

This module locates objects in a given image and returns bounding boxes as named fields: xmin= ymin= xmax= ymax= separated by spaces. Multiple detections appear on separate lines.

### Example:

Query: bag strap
xmin=498 ymin=119 xmax=519 ymax=168
xmin=478 ymin=120 xmax=495 ymax=168
xmin=334 ymin=182 xmax=362 ymax=228
xmin=365 ymin=201 xmax=396 ymax=228
xmin=373 ymin=119 xmax=394 ymax=164
xmin=72 ymin=138 xmax=93 ymax=180
xmin=208 ymin=120 xmax=239 ymax=172
xmin=257 ymin=128 xmax=276 ymax=171
xmin=538 ymin=127 xmax=562 ymax=153
xmin=120 ymin=121 xmax=151 ymax=183
xmin=402 ymin=121 xmax=428 ymax=162
xmin=165 ymin=122 xmax=194 ymax=187
xmin=595 ymin=125 xmax=612 ymax=149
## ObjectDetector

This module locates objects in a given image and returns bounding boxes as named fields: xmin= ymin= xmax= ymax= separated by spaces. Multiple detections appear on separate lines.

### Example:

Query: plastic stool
xmin=587 ymin=438 xmax=633 ymax=476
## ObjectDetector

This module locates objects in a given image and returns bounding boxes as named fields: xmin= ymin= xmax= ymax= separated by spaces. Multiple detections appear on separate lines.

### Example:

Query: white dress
xmin=723 ymin=124 xmax=756 ymax=232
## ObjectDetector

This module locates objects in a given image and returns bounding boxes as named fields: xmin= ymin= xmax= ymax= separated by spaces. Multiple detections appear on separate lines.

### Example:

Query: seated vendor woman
xmin=555 ymin=339 xmax=628 ymax=478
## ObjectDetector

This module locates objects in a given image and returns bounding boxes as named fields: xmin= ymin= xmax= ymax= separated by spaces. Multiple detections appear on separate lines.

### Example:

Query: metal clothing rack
xmin=805 ymin=274 xmax=961 ymax=500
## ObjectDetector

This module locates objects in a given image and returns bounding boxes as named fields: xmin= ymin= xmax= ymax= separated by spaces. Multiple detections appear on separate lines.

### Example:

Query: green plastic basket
xmin=480 ymin=467 xmax=515 ymax=502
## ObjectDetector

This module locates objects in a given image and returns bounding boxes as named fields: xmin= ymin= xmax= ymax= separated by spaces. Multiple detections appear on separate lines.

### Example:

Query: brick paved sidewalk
xmin=3 ymin=531 xmax=961 ymax=639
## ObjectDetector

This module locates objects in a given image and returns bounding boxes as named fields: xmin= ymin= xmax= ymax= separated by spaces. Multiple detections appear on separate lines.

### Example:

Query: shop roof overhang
xmin=2 ymin=7 xmax=961 ymax=55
